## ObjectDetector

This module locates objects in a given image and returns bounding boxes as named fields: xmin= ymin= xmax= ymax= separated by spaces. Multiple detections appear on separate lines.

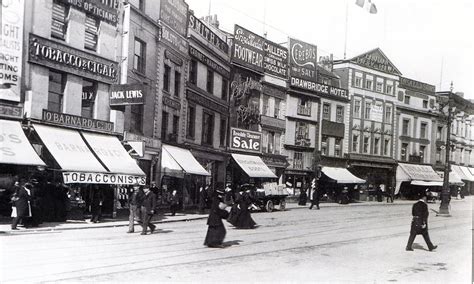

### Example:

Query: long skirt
xmin=235 ymin=209 xmax=256 ymax=229
xmin=204 ymin=225 xmax=226 ymax=247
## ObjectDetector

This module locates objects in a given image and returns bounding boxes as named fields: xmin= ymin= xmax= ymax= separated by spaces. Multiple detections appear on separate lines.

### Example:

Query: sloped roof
xmin=336 ymin=48 xmax=402 ymax=76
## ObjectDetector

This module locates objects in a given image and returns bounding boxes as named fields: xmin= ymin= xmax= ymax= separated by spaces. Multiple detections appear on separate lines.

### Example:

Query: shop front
xmin=451 ymin=165 xmax=474 ymax=196
xmin=227 ymin=153 xmax=277 ymax=187
xmin=396 ymin=163 xmax=443 ymax=199
xmin=319 ymin=166 xmax=366 ymax=202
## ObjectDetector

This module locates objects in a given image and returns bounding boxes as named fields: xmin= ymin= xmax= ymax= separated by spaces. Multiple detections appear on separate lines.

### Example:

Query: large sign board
xmin=63 ymin=172 xmax=146 ymax=185
xmin=188 ymin=13 xmax=228 ymax=54
xmin=109 ymin=83 xmax=145 ymax=106
xmin=263 ymin=39 xmax=288 ymax=79
xmin=42 ymin=109 xmax=114 ymax=133
xmin=0 ymin=103 xmax=22 ymax=119
xmin=230 ymin=128 xmax=262 ymax=153
xmin=161 ymin=25 xmax=189 ymax=56
xmin=60 ymin=0 xmax=119 ymax=25
xmin=399 ymin=77 xmax=436 ymax=94
xmin=160 ymin=0 xmax=188 ymax=37
xmin=232 ymin=25 xmax=265 ymax=73
xmin=0 ymin=0 xmax=24 ymax=102
xmin=189 ymin=46 xmax=230 ymax=78
xmin=288 ymin=38 xmax=317 ymax=91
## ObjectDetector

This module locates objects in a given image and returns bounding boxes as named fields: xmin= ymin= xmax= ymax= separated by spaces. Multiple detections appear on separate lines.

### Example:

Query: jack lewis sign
xmin=109 ymin=84 xmax=145 ymax=106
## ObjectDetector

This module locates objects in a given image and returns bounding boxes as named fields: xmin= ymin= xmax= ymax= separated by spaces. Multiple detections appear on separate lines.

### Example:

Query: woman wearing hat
xmin=204 ymin=189 xmax=229 ymax=248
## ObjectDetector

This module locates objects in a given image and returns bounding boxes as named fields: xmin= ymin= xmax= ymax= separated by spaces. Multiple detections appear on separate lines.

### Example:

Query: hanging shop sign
xmin=161 ymin=25 xmax=189 ymax=56
xmin=399 ymin=77 xmax=435 ymax=94
xmin=124 ymin=131 xmax=161 ymax=150
xmin=42 ymin=109 xmax=114 ymax=133
xmin=230 ymin=127 xmax=262 ymax=153
xmin=160 ymin=0 xmax=189 ymax=37
xmin=109 ymin=83 xmax=145 ymax=106
xmin=232 ymin=25 xmax=265 ymax=73
xmin=288 ymin=37 xmax=317 ymax=90
xmin=63 ymin=172 xmax=146 ymax=185
xmin=188 ymin=14 xmax=228 ymax=54
xmin=0 ymin=103 xmax=22 ymax=119
xmin=59 ymin=0 xmax=119 ymax=26
xmin=28 ymin=34 xmax=118 ymax=84
xmin=189 ymin=46 xmax=230 ymax=78
xmin=263 ymin=39 xmax=288 ymax=79
xmin=0 ymin=0 xmax=24 ymax=102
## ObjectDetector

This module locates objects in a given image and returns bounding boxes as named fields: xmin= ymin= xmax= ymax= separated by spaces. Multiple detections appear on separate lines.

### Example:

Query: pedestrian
xmin=11 ymin=182 xmax=32 ymax=230
xmin=309 ymin=182 xmax=320 ymax=210
xmin=376 ymin=185 xmax=383 ymax=202
xmin=224 ymin=183 xmax=234 ymax=206
xmin=198 ymin=186 xmax=208 ymax=214
xmin=231 ymin=190 xmax=256 ymax=229
xmin=386 ymin=186 xmax=394 ymax=203
xmin=141 ymin=187 xmax=156 ymax=235
xmin=204 ymin=189 xmax=229 ymax=248
xmin=406 ymin=193 xmax=438 ymax=252
xmin=339 ymin=187 xmax=349 ymax=204
xmin=29 ymin=179 xmax=43 ymax=227
xmin=298 ymin=188 xmax=308 ymax=206
xmin=127 ymin=183 xmax=144 ymax=233
xmin=168 ymin=189 xmax=179 ymax=216
xmin=90 ymin=185 xmax=104 ymax=223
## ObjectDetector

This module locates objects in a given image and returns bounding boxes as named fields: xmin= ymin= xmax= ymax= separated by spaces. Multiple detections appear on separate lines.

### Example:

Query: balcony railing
xmin=293 ymin=160 xmax=304 ymax=170
xmin=297 ymin=105 xmax=311 ymax=116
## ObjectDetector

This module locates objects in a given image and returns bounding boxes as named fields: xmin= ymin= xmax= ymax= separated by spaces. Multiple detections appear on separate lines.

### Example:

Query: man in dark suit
xmin=141 ymin=187 xmax=156 ymax=235
xmin=11 ymin=183 xmax=32 ymax=230
xmin=127 ymin=183 xmax=144 ymax=233
xmin=406 ymin=194 xmax=438 ymax=251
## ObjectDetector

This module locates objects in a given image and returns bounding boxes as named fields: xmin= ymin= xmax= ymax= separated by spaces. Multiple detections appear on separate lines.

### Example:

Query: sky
xmin=186 ymin=0 xmax=474 ymax=99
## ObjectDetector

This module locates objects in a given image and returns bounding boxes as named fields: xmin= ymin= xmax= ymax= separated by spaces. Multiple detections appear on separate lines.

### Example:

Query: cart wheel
xmin=279 ymin=200 xmax=286 ymax=211
xmin=265 ymin=200 xmax=274 ymax=212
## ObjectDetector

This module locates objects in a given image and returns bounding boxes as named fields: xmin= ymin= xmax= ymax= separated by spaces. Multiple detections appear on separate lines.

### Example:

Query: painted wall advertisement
xmin=188 ymin=13 xmax=228 ymax=54
xmin=370 ymin=103 xmax=384 ymax=122
xmin=264 ymin=39 xmax=288 ymax=79
xmin=288 ymin=38 xmax=317 ymax=91
xmin=109 ymin=83 xmax=145 ymax=106
xmin=232 ymin=25 xmax=265 ymax=73
xmin=0 ymin=0 xmax=24 ymax=102
xmin=160 ymin=0 xmax=189 ymax=37
xmin=230 ymin=127 xmax=262 ymax=153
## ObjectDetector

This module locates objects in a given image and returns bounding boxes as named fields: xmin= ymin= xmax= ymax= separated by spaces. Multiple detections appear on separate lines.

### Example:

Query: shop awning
xmin=34 ymin=124 xmax=106 ymax=172
xmin=460 ymin=166 xmax=474 ymax=182
xmin=437 ymin=170 xmax=465 ymax=186
xmin=452 ymin=165 xmax=474 ymax=182
xmin=0 ymin=120 xmax=45 ymax=166
xmin=162 ymin=144 xmax=210 ymax=176
xmin=161 ymin=145 xmax=185 ymax=177
xmin=411 ymin=181 xmax=443 ymax=187
xmin=397 ymin=163 xmax=443 ymax=183
xmin=82 ymin=132 xmax=145 ymax=176
xmin=321 ymin=166 xmax=365 ymax=184
xmin=231 ymin=153 xmax=277 ymax=178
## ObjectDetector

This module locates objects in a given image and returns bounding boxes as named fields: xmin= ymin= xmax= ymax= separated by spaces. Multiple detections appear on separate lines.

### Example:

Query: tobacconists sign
xmin=230 ymin=127 xmax=262 ymax=153
xmin=109 ymin=83 xmax=145 ymax=106
xmin=232 ymin=25 xmax=265 ymax=73
xmin=28 ymin=34 xmax=118 ymax=84
xmin=288 ymin=37 xmax=317 ymax=91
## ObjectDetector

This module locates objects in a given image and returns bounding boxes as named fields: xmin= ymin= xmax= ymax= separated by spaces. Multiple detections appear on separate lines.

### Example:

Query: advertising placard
xmin=188 ymin=14 xmax=228 ymax=53
xmin=288 ymin=38 xmax=317 ymax=90
xmin=109 ymin=83 xmax=145 ymax=106
xmin=370 ymin=103 xmax=384 ymax=122
xmin=161 ymin=25 xmax=189 ymax=56
xmin=230 ymin=127 xmax=262 ymax=153
xmin=232 ymin=25 xmax=265 ymax=73
xmin=263 ymin=39 xmax=288 ymax=79
xmin=63 ymin=172 xmax=146 ymax=185
xmin=399 ymin=76 xmax=436 ymax=94
xmin=0 ymin=0 xmax=24 ymax=102
xmin=160 ymin=0 xmax=189 ymax=37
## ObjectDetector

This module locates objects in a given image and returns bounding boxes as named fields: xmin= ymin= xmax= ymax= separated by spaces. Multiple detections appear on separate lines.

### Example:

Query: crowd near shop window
xmin=437 ymin=126 xmax=443 ymax=140
xmin=365 ymin=78 xmax=373 ymax=90
xmin=202 ymin=112 xmax=214 ymax=146
xmin=85 ymin=15 xmax=100 ymax=51
xmin=336 ymin=106 xmax=344 ymax=123
xmin=386 ymin=84 xmax=393 ymax=95
xmin=401 ymin=143 xmax=408 ymax=161
xmin=189 ymin=60 xmax=198 ymax=85
xmin=222 ymin=79 xmax=228 ymax=101
xmin=354 ymin=73 xmax=362 ymax=87
xmin=161 ymin=111 xmax=168 ymax=140
xmin=321 ymin=136 xmax=328 ymax=155
xmin=134 ymin=38 xmax=146 ymax=73
xmin=364 ymin=102 xmax=371 ymax=119
xmin=420 ymin=145 xmax=426 ymax=162
xmin=130 ymin=105 xmax=143 ymax=134
xmin=262 ymin=95 xmax=269 ymax=116
xmin=363 ymin=136 xmax=370 ymax=153
xmin=81 ymin=79 xmax=96 ymax=118
xmin=294 ymin=152 xmax=303 ymax=170
xmin=420 ymin=122 xmax=427 ymax=139
xmin=385 ymin=105 xmax=392 ymax=123
xmin=352 ymin=134 xmax=359 ymax=152
xmin=436 ymin=147 xmax=442 ymax=163
xmin=206 ymin=69 xmax=214 ymax=94
xmin=187 ymin=106 xmax=195 ymax=138
xmin=383 ymin=138 xmax=390 ymax=156
xmin=174 ymin=71 xmax=181 ymax=96
xmin=219 ymin=119 xmax=226 ymax=146
xmin=423 ymin=100 xmax=428 ymax=109
xmin=402 ymin=119 xmax=410 ymax=136
xmin=163 ymin=65 xmax=171 ymax=92
xmin=354 ymin=100 xmax=361 ymax=118
xmin=48 ymin=70 xmax=65 ymax=113
xmin=404 ymin=95 xmax=410 ymax=104
xmin=323 ymin=103 xmax=330 ymax=120
xmin=335 ymin=138 xmax=342 ymax=157
xmin=374 ymin=137 xmax=380 ymax=155
xmin=274 ymin=98 xmax=281 ymax=118
xmin=51 ymin=0 xmax=69 ymax=40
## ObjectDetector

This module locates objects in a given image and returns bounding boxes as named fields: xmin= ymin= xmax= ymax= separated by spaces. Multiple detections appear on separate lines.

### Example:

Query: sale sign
xmin=230 ymin=128 xmax=262 ymax=153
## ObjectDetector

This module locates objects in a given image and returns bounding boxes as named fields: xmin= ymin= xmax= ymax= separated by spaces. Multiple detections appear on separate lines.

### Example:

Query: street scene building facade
xmin=1 ymin=0 xmax=474 ymax=221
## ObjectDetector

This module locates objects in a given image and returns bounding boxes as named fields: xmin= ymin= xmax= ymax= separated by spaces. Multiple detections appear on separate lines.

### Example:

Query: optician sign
xmin=230 ymin=127 xmax=262 ymax=153
xmin=109 ymin=83 xmax=145 ymax=106
xmin=232 ymin=25 xmax=265 ymax=73
xmin=62 ymin=172 xmax=146 ymax=185
xmin=59 ymin=0 xmax=119 ymax=25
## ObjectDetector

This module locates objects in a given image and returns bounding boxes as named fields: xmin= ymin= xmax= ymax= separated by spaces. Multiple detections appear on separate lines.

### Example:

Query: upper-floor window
xmin=220 ymin=119 xmax=227 ymax=146
xmin=404 ymin=95 xmax=410 ymax=104
xmin=133 ymin=38 xmax=146 ymax=73
xmin=293 ymin=152 xmax=303 ymax=169
xmin=161 ymin=111 xmax=168 ymax=140
xmin=295 ymin=121 xmax=310 ymax=147
xmin=352 ymin=134 xmax=359 ymax=152
xmin=222 ymin=79 xmax=228 ymax=101
xmin=386 ymin=83 xmax=393 ymax=95
xmin=402 ymin=119 xmax=410 ymax=136
xmin=51 ymin=0 xmax=69 ymax=40
xmin=163 ymin=64 xmax=171 ymax=92
xmin=336 ymin=106 xmax=344 ymax=123
xmin=374 ymin=137 xmax=380 ymax=155
xmin=401 ymin=143 xmax=409 ymax=161
xmin=420 ymin=145 xmax=426 ymax=163
xmin=297 ymin=98 xmax=311 ymax=116
xmin=81 ymin=79 xmax=96 ymax=118
xmin=423 ymin=100 xmax=428 ymax=108
xmin=364 ymin=102 xmax=371 ymax=119
xmin=202 ymin=112 xmax=214 ymax=145
xmin=189 ymin=59 xmax=198 ymax=85
xmin=436 ymin=126 xmax=443 ymax=140
xmin=186 ymin=106 xmax=195 ymax=138
xmin=174 ymin=71 xmax=181 ymax=96
xmin=274 ymin=98 xmax=281 ymax=118
xmin=376 ymin=81 xmax=383 ymax=93
xmin=334 ymin=138 xmax=342 ymax=157
xmin=85 ymin=15 xmax=100 ymax=51
xmin=365 ymin=79 xmax=373 ymax=90
xmin=48 ymin=70 xmax=65 ymax=113
xmin=354 ymin=73 xmax=362 ymax=87
xmin=206 ymin=69 xmax=214 ymax=94
xmin=262 ymin=95 xmax=269 ymax=116
xmin=385 ymin=105 xmax=392 ymax=123
xmin=354 ymin=100 xmax=361 ymax=118
xmin=274 ymin=132 xmax=281 ymax=154
xmin=420 ymin=122 xmax=427 ymax=139
xmin=130 ymin=105 xmax=143 ymax=134
xmin=321 ymin=136 xmax=328 ymax=155
xmin=363 ymin=136 xmax=370 ymax=153
xmin=172 ymin=115 xmax=179 ymax=136
xmin=384 ymin=138 xmax=390 ymax=156
xmin=323 ymin=103 xmax=331 ymax=120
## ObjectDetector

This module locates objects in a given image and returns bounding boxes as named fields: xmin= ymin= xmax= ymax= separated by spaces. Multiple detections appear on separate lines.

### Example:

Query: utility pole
xmin=438 ymin=82 xmax=453 ymax=216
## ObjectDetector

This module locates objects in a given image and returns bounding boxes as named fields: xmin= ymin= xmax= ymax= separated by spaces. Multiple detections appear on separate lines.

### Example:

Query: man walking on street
xmin=127 ymin=183 xmax=144 ymax=233
xmin=141 ymin=187 xmax=156 ymax=235
xmin=386 ymin=186 xmax=394 ymax=203
xmin=309 ymin=179 xmax=320 ymax=210
xmin=406 ymin=193 xmax=437 ymax=251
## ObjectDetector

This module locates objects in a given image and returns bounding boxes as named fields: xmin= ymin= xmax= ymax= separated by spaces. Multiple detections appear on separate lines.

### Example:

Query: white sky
xmin=186 ymin=0 xmax=474 ymax=99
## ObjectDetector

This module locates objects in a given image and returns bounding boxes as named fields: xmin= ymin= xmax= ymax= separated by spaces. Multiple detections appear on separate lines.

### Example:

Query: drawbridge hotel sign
xmin=288 ymin=38 xmax=317 ymax=92
xmin=232 ymin=25 xmax=265 ymax=73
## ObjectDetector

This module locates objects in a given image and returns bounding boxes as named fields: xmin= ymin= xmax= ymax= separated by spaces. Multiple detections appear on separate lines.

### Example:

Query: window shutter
xmin=51 ymin=2 xmax=67 ymax=38
xmin=85 ymin=16 xmax=99 ymax=50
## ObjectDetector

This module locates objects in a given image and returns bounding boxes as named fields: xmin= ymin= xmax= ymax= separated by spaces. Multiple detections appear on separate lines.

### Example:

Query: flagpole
xmin=343 ymin=0 xmax=349 ymax=59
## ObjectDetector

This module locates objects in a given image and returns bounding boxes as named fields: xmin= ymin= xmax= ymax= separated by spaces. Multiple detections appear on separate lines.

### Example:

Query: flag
xmin=355 ymin=0 xmax=377 ymax=14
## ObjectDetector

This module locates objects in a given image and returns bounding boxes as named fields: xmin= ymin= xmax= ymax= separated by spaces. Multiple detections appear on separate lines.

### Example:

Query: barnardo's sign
xmin=110 ymin=83 xmax=145 ymax=106
xmin=28 ymin=34 xmax=118 ymax=83
xmin=160 ymin=0 xmax=189 ymax=37
xmin=63 ymin=172 xmax=146 ymax=185
xmin=232 ymin=25 xmax=265 ymax=73
xmin=263 ymin=39 xmax=288 ymax=79
xmin=59 ymin=0 xmax=119 ymax=25
xmin=188 ymin=13 xmax=228 ymax=54
xmin=42 ymin=109 xmax=114 ymax=132
xmin=230 ymin=128 xmax=262 ymax=153
xmin=288 ymin=37 xmax=317 ymax=87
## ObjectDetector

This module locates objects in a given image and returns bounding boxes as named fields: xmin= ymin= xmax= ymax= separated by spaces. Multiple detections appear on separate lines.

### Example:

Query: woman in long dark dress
xmin=233 ymin=191 xmax=256 ymax=229
xmin=204 ymin=190 xmax=229 ymax=248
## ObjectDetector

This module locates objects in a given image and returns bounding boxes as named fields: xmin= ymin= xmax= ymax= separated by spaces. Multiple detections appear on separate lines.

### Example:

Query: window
xmin=161 ymin=111 xmax=168 ymax=140
xmin=384 ymin=138 xmax=390 ymax=156
xmin=420 ymin=122 xmax=427 ymax=139
xmin=364 ymin=102 xmax=371 ymax=119
xmin=186 ymin=106 xmax=195 ymax=138
xmin=297 ymin=98 xmax=311 ymax=116
xmin=401 ymin=143 xmax=408 ymax=161
xmin=386 ymin=84 xmax=393 ymax=95
xmin=275 ymin=133 xmax=281 ymax=155
xmin=172 ymin=115 xmax=179 ymax=135
xmin=334 ymin=138 xmax=342 ymax=157
xmin=404 ymin=95 xmax=410 ymax=104
xmin=420 ymin=145 xmax=426 ymax=162
xmin=402 ymin=119 xmax=410 ymax=136
xmin=321 ymin=136 xmax=328 ymax=155
xmin=51 ymin=0 xmax=69 ymax=39
xmin=222 ymin=79 xmax=228 ymax=101
xmin=81 ymin=79 xmax=96 ymax=118
xmin=365 ymin=79 xmax=373 ymax=90
xmin=363 ymin=136 xmax=370 ymax=153
xmin=336 ymin=106 xmax=344 ymax=123
xmin=48 ymin=70 xmax=64 ymax=113
xmin=133 ymin=38 xmax=146 ymax=73
xmin=130 ymin=105 xmax=143 ymax=133
xmin=274 ymin=98 xmax=281 ymax=118
xmin=206 ymin=69 xmax=214 ymax=93
xmin=202 ymin=112 xmax=214 ymax=145
xmin=374 ymin=137 xmax=380 ymax=155
xmin=436 ymin=147 xmax=442 ymax=163
xmin=220 ymin=119 xmax=226 ymax=146
xmin=189 ymin=59 xmax=198 ymax=85
xmin=323 ymin=103 xmax=330 ymax=120
xmin=174 ymin=71 xmax=181 ymax=96
xmin=354 ymin=100 xmax=361 ymax=118
xmin=437 ymin=126 xmax=443 ymax=140
xmin=423 ymin=100 xmax=428 ymax=108
xmin=84 ymin=15 xmax=100 ymax=51
xmin=163 ymin=64 xmax=171 ymax=92
xmin=385 ymin=105 xmax=392 ymax=123
xmin=354 ymin=74 xmax=362 ymax=87
xmin=295 ymin=122 xmax=310 ymax=147
xmin=352 ymin=134 xmax=359 ymax=152
xmin=267 ymin=131 xmax=275 ymax=153
xmin=294 ymin=152 xmax=303 ymax=169
xmin=376 ymin=81 xmax=383 ymax=92
xmin=262 ymin=95 xmax=269 ymax=116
